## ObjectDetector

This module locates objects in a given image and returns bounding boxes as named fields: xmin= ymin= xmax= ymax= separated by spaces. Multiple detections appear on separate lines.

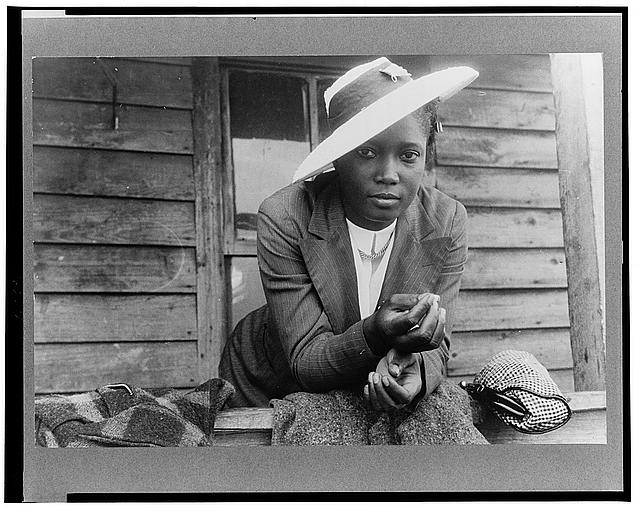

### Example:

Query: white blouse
xmin=345 ymin=218 xmax=397 ymax=319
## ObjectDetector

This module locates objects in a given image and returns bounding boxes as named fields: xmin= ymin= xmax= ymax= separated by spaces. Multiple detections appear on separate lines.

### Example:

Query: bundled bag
xmin=460 ymin=350 xmax=572 ymax=434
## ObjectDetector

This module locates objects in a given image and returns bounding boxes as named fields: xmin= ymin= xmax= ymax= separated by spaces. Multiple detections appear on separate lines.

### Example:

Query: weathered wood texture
xmin=33 ymin=194 xmax=196 ymax=246
xmin=432 ymin=54 xmax=571 ymax=386
xmin=33 ymin=146 xmax=195 ymax=200
xmin=462 ymin=249 xmax=566 ymax=289
xmin=466 ymin=208 xmax=563 ymax=248
xmin=436 ymin=166 xmax=560 ymax=208
xmin=437 ymin=127 xmax=558 ymax=169
xmin=34 ymin=245 xmax=196 ymax=293
xmin=34 ymin=294 xmax=197 ymax=343
xmin=32 ymin=57 xmax=201 ymax=394
xmin=34 ymin=342 xmax=199 ymax=393
xmin=455 ymin=289 xmax=569 ymax=332
xmin=32 ymin=57 xmax=193 ymax=108
xmin=550 ymin=54 xmax=606 ymax=391
xmin=429 ymin=55 xmax=553 ymax=92
xmin=439 ymin=88 xmax=555 ymax=130
xmin=192 ymin=57 xmax=227 ymax=380
xmin=448 ymin=328 xmax=572 ymax=376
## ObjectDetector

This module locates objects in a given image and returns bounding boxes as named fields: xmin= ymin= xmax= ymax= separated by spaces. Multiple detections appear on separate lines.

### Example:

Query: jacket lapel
xmin=378 ymin=193 xmax=453 ymax=306
xmin=299 ymin=180 xmax=360 ymax=333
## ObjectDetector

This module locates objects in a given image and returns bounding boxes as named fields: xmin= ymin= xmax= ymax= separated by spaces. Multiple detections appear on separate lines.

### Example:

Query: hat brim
xmin=292 ymin=66 xmax=479 ymax=183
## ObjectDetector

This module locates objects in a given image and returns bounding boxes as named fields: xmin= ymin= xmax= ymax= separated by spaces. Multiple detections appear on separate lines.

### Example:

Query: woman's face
xmin=333 ymin=114 xmax=427 ymax=231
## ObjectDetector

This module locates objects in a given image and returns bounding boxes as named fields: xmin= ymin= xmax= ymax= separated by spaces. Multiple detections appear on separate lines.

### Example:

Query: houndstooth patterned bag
xmin=465 ymin=350 xmax=572 ymax=434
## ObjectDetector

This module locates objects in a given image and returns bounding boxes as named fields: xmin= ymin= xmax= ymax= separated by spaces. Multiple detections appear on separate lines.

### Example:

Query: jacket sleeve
xmin=420 ymin=200 xmax=468 ymax=396
xmin=257 ymin=195 xmax=380 ymax=392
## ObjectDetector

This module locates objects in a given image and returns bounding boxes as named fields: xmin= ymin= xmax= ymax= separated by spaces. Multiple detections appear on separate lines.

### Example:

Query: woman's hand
xmin=363 ymin=293 xmax=446 ymax=354
xmin=363 ymin=348 xmax=423 ymax=412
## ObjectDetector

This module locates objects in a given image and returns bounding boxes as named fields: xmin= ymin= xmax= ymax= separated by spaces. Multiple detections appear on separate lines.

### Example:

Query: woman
xmin=220 ymin=57 xmax=478 ymax=411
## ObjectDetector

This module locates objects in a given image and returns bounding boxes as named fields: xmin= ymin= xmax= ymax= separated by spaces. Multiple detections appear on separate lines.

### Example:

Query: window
xmin=220 ymin=60 xmax=343 ymax=328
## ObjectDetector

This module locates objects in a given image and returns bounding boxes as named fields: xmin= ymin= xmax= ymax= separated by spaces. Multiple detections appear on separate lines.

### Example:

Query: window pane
xmin=230 ymin=257 xmax=266 ymax=329
xmin=228 ymin=71 xmax=311 ymax=238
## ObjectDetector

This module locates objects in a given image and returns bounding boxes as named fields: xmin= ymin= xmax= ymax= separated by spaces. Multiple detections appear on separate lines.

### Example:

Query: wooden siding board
xmin=467 ymin=208 xmax=564 ymax=248
xmin=33 ymin=194 xmax=196 ymax=246
xmin=34 ymin=294 xmax=197 ymax=343
xmin=34 ymin=244 xmax=196 ymax=293
xmin=448 ymin=328 xmax=572 ymax=376
xmin=436 ymin=166 xmax=561 ymax=208
xmin=34 ymin=342 xmax=199 ymax=393
xmin=33 ymin=124 xmax=194 ymax=154
xmin=33 ymin=146 xmax=195 ymax=200
xmin=429 ymin=54 xmax=553 ymax=92
xmin=32 ymin=57 xmax=193 ymax=108
xmin=439 ymin=89 xmax=555 ymax=130
xmin=454 ymin=289 xmax=570 ymax=332
xmin=33 ymin=98 xmax=193 ymax=132
xmin=437 ymin=127 xmax=558 ymax=169
xmin=462 ymin=248 xmax=567 ymax=289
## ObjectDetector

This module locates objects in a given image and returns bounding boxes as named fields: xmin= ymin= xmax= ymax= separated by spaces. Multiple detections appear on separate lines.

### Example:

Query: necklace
xmin=357 ymin=232 xmax=393 ymax=262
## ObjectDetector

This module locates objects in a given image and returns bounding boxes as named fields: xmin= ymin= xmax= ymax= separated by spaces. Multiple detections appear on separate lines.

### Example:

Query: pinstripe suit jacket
xmin=219 ymin=172 xmax=468 ymax=408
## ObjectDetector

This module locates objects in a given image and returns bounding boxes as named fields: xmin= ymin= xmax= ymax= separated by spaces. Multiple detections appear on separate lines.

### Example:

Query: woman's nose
xmin=374 ymin=159 xmax=400 ymax=184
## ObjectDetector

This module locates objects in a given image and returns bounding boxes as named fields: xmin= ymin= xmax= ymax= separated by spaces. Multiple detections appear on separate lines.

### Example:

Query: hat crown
xmin=324 ymin=58 xmax=413 ymax=131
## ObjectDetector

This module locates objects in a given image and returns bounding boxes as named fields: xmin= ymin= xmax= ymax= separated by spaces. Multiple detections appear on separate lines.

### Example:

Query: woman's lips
xmin=369 ymin=193 xmax=400 ymax=207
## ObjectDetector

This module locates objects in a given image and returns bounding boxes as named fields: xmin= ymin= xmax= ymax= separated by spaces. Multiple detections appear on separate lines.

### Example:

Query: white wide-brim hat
xmin=292 ymin=57 xmax=478 ymax=183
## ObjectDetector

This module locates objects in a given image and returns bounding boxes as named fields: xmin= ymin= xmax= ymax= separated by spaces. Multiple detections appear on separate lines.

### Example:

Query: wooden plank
xmin=437 ymin=127 xmax=558 ymax=169
xmin=32 ymin=57 xmax=193 ymax=108
xmin=429 ymin=55 xmax=553 ymax=92
xmin=192 ymin=57 xmax=227 ymax=381
xmin=34 ymin=342 xmax=199 ymax=394
xmin=208 ymin=391 xmax=605 ymax=446
xmin=448 ymin=368 xmax=575 ymax=394
xmin=462 ymin=248 xmax=567 ymax=289
xmin=34 ymin=244 xmax=196 ymax=293
xmin=33 ymin=124 xmax=193 ymax=154
xmin=33 ymin=146 xmax=195 ymax=200
xmin=33 ymin=98 xmax=193 ymax=132
xmin=550 ymin=54 xmax=606 ymax=391
xmin=448 ymin=328 xmax=572 ymax=376
xmin=566 ymin=391 xmax=606 ymax=412
xmin=436 ymin=166 xmax=561 ymax=208
xmin=439 ymin=89 xmax=555 ymax=130
xmin=216 ymin=407 xmax=274 ymax=430
xmin=475 ymin=407 xmax=606 ymax=444
xmin=34 ymin=294 xmax=197 ymax=343
xmin=33 ymin=194 xmax=196 ymax=246
xmin=454 ymin=289 xmax=570 ymax=332
xmin=467 ymin=208 xmax=564 ymax=248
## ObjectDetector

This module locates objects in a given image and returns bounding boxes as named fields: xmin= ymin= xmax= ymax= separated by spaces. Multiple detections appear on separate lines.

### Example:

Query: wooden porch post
xmin=549 ymin=53 xmax=605 ymax=391
xmin=192 ymin=57 xmax=227 ymax=380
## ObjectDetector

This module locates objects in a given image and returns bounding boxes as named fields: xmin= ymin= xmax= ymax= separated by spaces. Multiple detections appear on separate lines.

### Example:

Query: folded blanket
xmin=35 ymin=378 xmax=235 ymax=447
xmin=270 ymin=380 xmax=489 ymax=445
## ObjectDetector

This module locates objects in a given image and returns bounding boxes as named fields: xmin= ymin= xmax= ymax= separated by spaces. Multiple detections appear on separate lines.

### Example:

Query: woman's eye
xmin=401 ymin=151 xmax=420 ymax=162
xmin=356 ymin=148 xmax=376 ymax=158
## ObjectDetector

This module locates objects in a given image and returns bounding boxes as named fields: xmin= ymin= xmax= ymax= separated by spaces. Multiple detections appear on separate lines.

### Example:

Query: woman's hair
xmin=411 ymin=102 xmax=439 ymax=170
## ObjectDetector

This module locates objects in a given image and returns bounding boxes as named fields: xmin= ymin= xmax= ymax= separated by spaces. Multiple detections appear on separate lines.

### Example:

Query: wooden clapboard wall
xmin=430 ymin=55 xmax=572 ymax=391
xmin=32 ymin=57 xmax=200 ymax=394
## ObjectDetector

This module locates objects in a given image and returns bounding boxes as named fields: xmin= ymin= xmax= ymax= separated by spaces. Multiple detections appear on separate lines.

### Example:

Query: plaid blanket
xmin=35 ymin=378 xmax=235 ymax=447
